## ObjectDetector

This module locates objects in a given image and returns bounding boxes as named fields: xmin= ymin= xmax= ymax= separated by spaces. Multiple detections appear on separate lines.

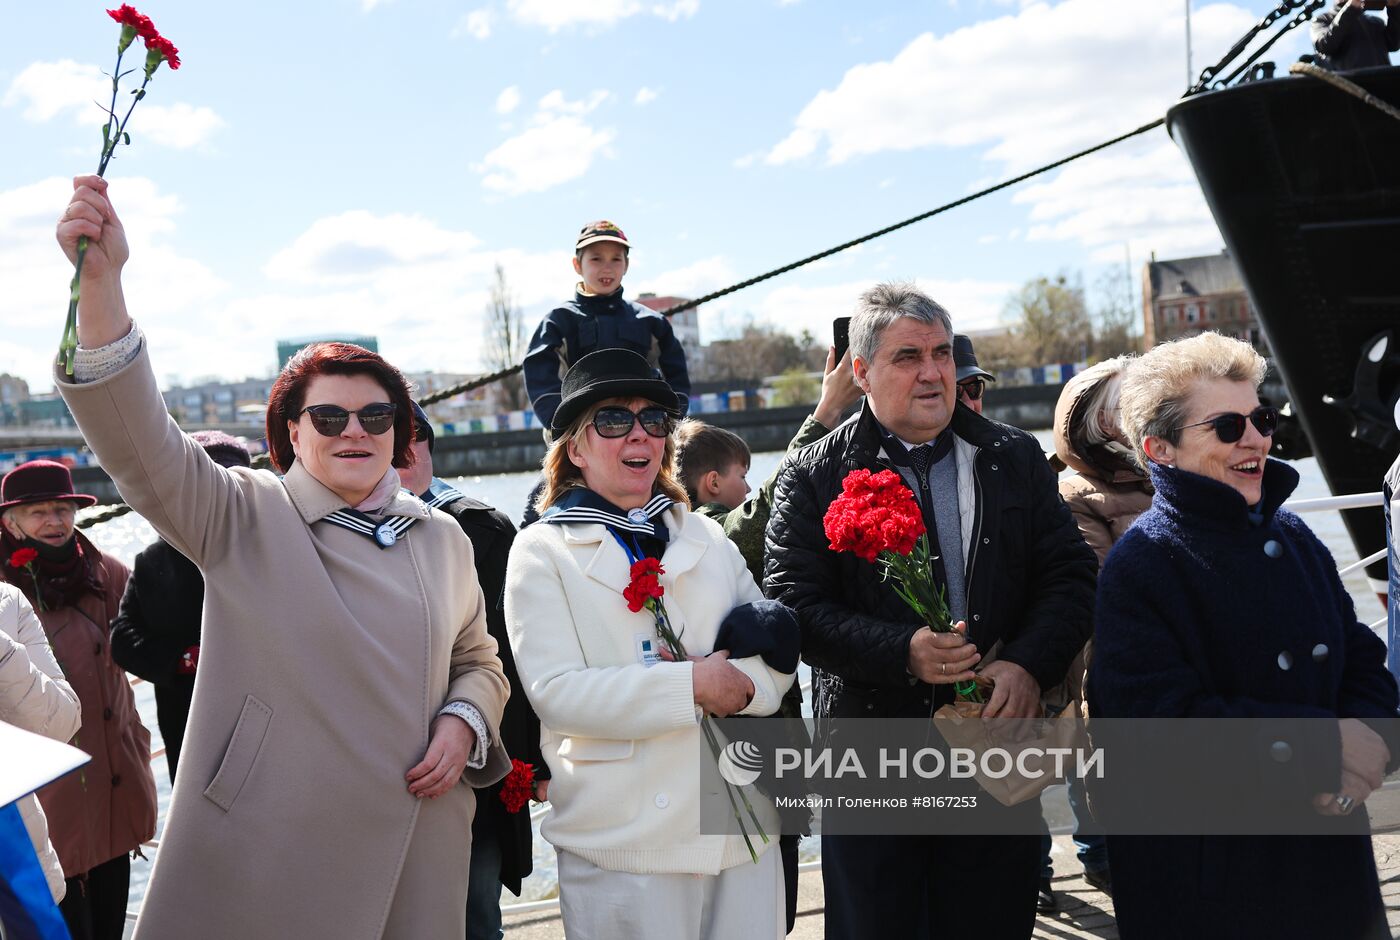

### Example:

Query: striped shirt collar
xmin=540 ymin=488 xmax=673 ymax=540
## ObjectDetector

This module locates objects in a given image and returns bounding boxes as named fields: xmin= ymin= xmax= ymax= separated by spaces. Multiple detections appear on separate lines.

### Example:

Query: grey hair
xmin=1076 ymin=356 xmax=1134 ymax=448
xmin=849 ymin=281 xmax=954 ymax=365
xmin=1118 ymin=332 xmax=1267 ymax=469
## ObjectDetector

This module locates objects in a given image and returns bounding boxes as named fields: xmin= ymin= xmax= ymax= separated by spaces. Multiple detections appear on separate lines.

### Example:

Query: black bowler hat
xmin=411 ymin=401 xmax=435 ymax=453
xmin=953 ymin=334 xmax=996 ymax=384
xmin=552 ymin=349 xmax=681 ymax=432
xmin=0 ymin=460 xmax=97 ymax=512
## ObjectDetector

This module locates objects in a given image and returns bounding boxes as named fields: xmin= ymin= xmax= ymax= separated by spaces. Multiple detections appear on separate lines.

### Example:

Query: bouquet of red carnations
xmin=822 ymin=468 xmax=984 ymax=703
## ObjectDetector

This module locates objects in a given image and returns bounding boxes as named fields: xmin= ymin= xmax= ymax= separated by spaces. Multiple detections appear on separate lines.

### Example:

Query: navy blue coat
xmin=1089 ymin=459 xmax=1399 ymax=940
xmin=522 ymin=287 xmax=691 ymax=428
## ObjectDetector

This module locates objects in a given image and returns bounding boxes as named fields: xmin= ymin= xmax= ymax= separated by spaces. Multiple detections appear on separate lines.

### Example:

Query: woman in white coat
xmin=506 ymin=349 xmax=796 ymax=940
xmin=0 ymin=581 xmax=81 ymax=904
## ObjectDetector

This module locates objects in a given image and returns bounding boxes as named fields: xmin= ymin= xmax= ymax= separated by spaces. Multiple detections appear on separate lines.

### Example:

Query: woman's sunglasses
xmin=297 ymin=403 xmax=397 ymax=437
xmin=1174 ymin=405 xmax=1278 ymax=444
xmin=957 ymin=378 xmax=986 ymax=402
xmin=591 ymin=406 xmax=673 ymax=439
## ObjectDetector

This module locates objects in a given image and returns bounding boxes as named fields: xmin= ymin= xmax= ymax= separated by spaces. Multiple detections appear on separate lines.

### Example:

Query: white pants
xmin=557 ymin=847 xmax=785 ymax=940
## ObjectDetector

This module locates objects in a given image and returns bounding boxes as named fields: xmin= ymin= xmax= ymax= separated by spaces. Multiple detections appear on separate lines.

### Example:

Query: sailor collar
xmin=282 ymin=461 xmax=430 ymax=549
xmin=421 ymin=477 xmax=468 ymax=512
xmin=540 ymin=489 xmax=673 ymax=540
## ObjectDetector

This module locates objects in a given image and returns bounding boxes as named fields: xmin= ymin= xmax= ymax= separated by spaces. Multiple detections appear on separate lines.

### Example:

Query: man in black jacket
xmin=764 ymin=283 xmax=1097 ymax=939
xmin=1312 ymin=0 xmax=1400 ymax=71
xmin=402 ymin=403 xmax=546 ymax=940
xmin=111 ymin=430 xmax=250 ymax=782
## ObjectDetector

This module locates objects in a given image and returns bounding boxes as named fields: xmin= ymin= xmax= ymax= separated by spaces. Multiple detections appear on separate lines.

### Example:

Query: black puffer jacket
xmin=763 ymin=402 xmax=1097 ymax=746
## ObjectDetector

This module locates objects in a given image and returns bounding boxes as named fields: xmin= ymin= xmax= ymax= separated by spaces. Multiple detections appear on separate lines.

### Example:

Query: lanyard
xmin=609 ymin=528 xmax=646 ymax=564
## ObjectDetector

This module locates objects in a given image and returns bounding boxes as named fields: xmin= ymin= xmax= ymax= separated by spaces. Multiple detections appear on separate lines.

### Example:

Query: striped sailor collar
xmin=421 ymin=477 xmax=469 ymax=512
xmin=540 ymin=488 xmax=673 ymax=540
xmin=282 ymin=461 xmax=430 ymax=526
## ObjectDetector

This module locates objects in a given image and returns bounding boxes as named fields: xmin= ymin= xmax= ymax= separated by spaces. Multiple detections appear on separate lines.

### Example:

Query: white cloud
xmin=264 ymin=211 xmax=483 ymax=284
xmin=633 ymin=256 xmax=737 ymax=299
xmin=0 ymin=176 xmax=228 ymax=390
xmin=1012 ymin=137 xmax=1224 ymax=261
xmin=652 ymin=0 xmax=699 ymax=22
xmin=496 ymin=86 xmax=521 ymax=114
xmin=750 ymin=278 xmax=1015 ymax=339
xmin=362 ymin=0 xmax=393 ymax=9
xmin=476 ymin=90 xmax=615 ymax=195
xmin=507 ymin=0 xmax=697 ymax=31
xmin=454 ymin=8 xmax=494 ymax=39
xmin=634 ymin=87 xmax=659 ymax=105
xmin=536 ymin=89 xmax=609 ymax=114
xmin=3 ymin=60 xmax=224 ymax=150
xmin=763 ymin=0 xmax=1255 ymax=171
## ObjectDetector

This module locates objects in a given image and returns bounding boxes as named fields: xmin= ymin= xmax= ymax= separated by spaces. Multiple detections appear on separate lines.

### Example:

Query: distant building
xmin=1142 ymin=251 xmax=1269 ymax=353
xmin=402 ymin=370 xmax=497 ymax=429
xmin=636 ymin=293 xmax=704 ymax=375
xmin=0 ymin=374 xmax=30 ymax=427
xmin=163 ymin=377 xmax=275 ymax=427
xmin=19 ymin=396 xmax=75 ymax=428
xmin=276 ymin=335 xmax=379 ymax=371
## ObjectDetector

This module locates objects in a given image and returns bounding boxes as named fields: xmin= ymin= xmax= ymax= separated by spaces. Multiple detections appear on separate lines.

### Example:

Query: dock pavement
xmin=502 ymin=834 xmax=1400 ymax=939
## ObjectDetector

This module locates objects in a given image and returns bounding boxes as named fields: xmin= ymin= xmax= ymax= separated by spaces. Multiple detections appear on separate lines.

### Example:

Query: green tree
xmin=770 ymin=367 xmax=821 ymax=407
xmin=1004 ymin=272 xmax=1092 ymax=365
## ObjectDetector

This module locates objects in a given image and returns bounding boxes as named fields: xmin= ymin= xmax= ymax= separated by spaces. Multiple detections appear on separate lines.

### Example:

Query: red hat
xmin=0 ymin=460 xmax=97 ymax=512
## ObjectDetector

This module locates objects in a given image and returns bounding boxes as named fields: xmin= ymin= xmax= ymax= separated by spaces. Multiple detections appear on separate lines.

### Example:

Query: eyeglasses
xmin=957 ymin=378 xmax=985 ymax=402
xmin=591 ymin=406 xmax=673 ymax=439
xmin=297 ymin=403 xmax=397 ymax=437
xmin=1173 ymin=405 xmax=1278 ymax=444
xmin=413 ymin=420 xmax=432 ymax=443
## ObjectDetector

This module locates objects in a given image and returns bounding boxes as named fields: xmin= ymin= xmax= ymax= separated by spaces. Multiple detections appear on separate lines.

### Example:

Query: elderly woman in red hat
xmin=0 ymin=459 xmax=157 ymax=940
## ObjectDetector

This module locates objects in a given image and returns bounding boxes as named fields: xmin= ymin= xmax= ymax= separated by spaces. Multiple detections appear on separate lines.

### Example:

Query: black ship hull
xmin=1167 ymin=66 xmax=1400 ymax=592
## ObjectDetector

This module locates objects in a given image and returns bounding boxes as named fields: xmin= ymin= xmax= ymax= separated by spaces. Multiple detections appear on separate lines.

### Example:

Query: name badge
xmin=635 ymin=633 xmax=662 ymax=667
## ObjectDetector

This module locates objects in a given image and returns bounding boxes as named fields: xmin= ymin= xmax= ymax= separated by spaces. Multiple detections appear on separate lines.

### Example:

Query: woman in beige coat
xmin=0 ymin=581 xmax=81 ymax=905
xmin=53 ymin=175 xmax=511 ymax=940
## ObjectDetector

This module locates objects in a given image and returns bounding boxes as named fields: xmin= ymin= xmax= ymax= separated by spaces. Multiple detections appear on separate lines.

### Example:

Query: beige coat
xmin=0 ymin=583 xmax=81 ymax=902
xmin=58 ymin=345 xmax=510 ymax=940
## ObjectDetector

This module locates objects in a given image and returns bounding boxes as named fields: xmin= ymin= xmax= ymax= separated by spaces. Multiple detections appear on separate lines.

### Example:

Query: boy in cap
xmin=523 ymin=221 xmax=691 ymax=430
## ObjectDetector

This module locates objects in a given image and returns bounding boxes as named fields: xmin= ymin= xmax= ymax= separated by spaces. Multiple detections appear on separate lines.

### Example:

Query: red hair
xmin=265 ymin=343 xmax=417 ymax=473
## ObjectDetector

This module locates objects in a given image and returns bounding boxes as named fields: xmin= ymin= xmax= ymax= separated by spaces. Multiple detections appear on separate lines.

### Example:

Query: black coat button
xmin=1277 ymin=651 xmax=1293 ymax=671
xmin=1312 ymin=644 xmax=1329 ymax=662
xmin=1264 ymin=540 xmax=1283 ymax=558
xmin=1270 ymin=741 xmax=1292 ymax=762
xmin=111 ymin=775 xmax=121 ymax=787
xmin=103 ymin=707 xmax=113 ymax=720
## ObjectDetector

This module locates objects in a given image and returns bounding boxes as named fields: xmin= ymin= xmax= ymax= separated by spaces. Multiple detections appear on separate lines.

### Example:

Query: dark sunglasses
xmin=957 ymin=378 xmax=986 ymax=402
xmin=297 ymin=403 xmax=398 ymax=437
xmin=591 ymin=406 xmax=673 ymax=439
xmin=1174 ymin=405 xmax=1278 ymax=444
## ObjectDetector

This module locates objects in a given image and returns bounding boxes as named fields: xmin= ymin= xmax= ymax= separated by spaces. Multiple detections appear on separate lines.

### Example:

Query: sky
xmin=1 ymin=0 xmax=1313 ymax=393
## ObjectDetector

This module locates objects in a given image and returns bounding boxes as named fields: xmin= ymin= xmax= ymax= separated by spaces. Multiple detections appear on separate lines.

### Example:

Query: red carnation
xmin=822 ymin=467 xmax=980 ymax=702
xmin=7 ymin=548 xmax=38 ymax=569
xmin=148 ymin=35 xmax=180 ymax=70
xmin=623 ymin=557 xmax=665 ymax=613
xmin=822 ymin=469 xmax=925 ymax=562
xmin=499 ymin=759 xmax=535 ymax=814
